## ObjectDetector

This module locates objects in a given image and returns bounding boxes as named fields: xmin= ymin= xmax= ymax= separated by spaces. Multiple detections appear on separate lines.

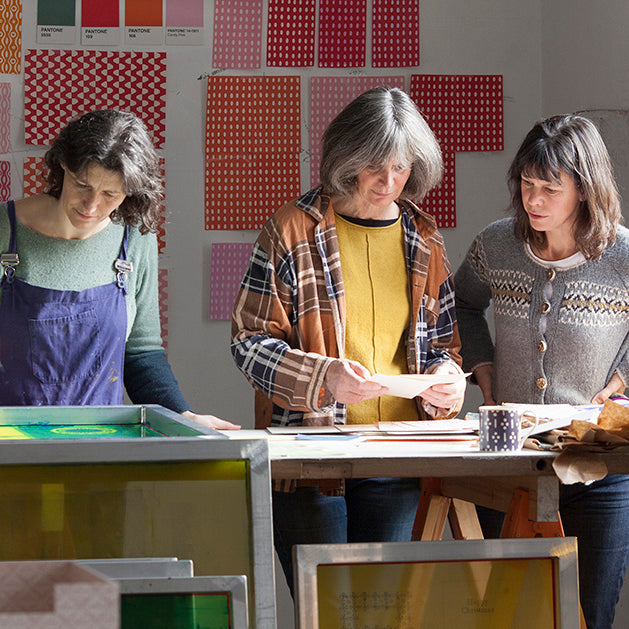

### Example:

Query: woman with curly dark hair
xmin=0 ymin=109 xmax=238 ymax=429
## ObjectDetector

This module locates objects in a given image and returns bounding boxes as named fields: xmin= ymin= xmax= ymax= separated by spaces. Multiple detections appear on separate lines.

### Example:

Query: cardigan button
xmin=536 ymin=377 xmax=547 ymax=390
xmin=541 ymin=301 xmax=551 ymax=314
xmin=538 ymin=340 xmax=547 ymax=352
xmin=547 ymin=268 xmax=556 ymax=281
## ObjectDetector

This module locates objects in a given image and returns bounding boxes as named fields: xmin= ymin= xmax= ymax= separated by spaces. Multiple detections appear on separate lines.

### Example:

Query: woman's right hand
xmin=324 ymin=359 xmax=387 ymax=405
xmin=591 ymin=373 xmax=626 ymax=405
xmin=474 ymin=364 xmax=496 ymax=406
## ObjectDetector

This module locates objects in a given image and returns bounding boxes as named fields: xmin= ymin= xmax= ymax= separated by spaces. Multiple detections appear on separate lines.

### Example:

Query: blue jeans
xmin=272 ymin=477 xmax=421 ymax=596
xmin=560 ymin=475 xmax=629 ymax=629
xmin=477 ymin=475 xmax=629 ymax=629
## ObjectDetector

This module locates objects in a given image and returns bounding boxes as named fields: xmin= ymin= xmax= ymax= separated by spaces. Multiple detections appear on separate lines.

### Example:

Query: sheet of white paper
xmin=501 ymin=402 xmax=602 ymax=433
xmin=370 ymin=373 xmax=470 ymax=399
xmin=376 ymin=419 xmax=479 ymax=434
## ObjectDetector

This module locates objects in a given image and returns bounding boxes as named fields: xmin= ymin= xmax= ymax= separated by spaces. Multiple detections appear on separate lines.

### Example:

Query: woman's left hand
xmin=591 ymin=373 xmax=626 ymax=405
xmin=420 ymin=362 xmax=466 ymax=415
xmin=182 ymin=410 xmax=241 ymax=430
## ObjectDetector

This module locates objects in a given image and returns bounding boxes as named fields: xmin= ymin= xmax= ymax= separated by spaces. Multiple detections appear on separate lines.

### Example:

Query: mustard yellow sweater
xmin=336 ymin=213 xmax=419 ymax=423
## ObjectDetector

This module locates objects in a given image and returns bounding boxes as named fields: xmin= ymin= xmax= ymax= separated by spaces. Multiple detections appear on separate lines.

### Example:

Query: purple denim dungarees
xmin=0 ymin=200 xmax=130 ymax=405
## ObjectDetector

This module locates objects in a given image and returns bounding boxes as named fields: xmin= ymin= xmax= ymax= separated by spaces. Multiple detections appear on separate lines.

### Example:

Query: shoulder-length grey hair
xmin=319 ymin=87 xmax=443 ymax=201
xmin=44 ymin=109 xmax=163 ymax=234
xmin=509 ymin=114 xmax=621 ymax=259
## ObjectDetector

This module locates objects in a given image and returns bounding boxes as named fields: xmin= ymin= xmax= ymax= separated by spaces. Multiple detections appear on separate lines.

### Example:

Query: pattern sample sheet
xmin=0 ymin=0 xmax=22 ymax=74
xmin=158 ymin=268 xmax=169 ymax=351
xmin=24 ymin=50 xmax=167 ymax=148
xmin=309 ymin=76 xmax=405 ymax=187
xmin=23 ymin=157 xmax=46 ymax=196
xmin=0 ymin=161 xmax=9 ymax=202
xmin=318 ymin=0 xmax=366 ymax=67
xmin=0 ymin=83 xmax=10 ymax=153
xmin=372 ymin=0 xmax=420 ymax=67
xmin=209 ymin=242 xmax=254 ymax=320
xmin=267 ymin=0 xmax=315 ymax=66
xmin=411 ymin=74 xmax=504 ymax=228
xmin=212 ymin=0 xmax=263 ymax=69
xmin=205 ymin=75 xmax=301 ymax=230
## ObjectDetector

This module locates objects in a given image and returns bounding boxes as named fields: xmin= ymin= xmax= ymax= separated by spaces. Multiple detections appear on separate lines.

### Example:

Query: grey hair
xmin=319 ymin=87 xmax=443 ymax=201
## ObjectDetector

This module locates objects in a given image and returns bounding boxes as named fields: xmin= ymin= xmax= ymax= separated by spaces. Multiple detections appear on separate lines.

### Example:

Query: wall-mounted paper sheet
xmin=0 ymin=161 xmax=10 ymax=202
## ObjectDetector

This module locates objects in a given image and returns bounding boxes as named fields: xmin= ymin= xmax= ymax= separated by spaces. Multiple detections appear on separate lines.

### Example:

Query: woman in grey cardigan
xmin=455 ymin=114 xmax=629 ymax=629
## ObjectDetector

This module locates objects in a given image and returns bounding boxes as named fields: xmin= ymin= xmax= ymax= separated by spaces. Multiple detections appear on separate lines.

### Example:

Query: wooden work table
xmin=231 ymin=431 xmax=560 ymax=523
xmin=230 ymin=429 xmax=629 ymax=536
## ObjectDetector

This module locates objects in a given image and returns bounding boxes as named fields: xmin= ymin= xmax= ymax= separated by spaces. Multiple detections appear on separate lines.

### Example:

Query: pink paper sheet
xmin=212 ymin=0 xmax=263 ymax=69
xmin=208 ymin=242 xmax=254 ymax=320
xmin=309 ymin=76 xmax=405 ymax=188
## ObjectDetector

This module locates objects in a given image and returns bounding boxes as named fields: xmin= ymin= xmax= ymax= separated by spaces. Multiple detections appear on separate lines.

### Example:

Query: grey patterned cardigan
xmin=454 ymin=217 xmax=629 ymax=405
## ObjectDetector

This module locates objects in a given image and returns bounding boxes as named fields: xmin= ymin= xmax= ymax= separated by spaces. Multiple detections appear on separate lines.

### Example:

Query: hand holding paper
xmin=370 ymin=372 xmax=470 ymax=400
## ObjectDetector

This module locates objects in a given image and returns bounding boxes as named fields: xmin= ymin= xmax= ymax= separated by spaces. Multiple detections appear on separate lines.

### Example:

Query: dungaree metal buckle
xmin=0 ymin=253 xmax=19 ymax=282
xmin=114 ymin=258 xmax=134 ymax=290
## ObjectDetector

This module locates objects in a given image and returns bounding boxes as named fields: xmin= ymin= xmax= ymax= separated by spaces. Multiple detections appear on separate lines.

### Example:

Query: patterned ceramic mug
xmin=478 ymin=406 xmax=539 ymax=452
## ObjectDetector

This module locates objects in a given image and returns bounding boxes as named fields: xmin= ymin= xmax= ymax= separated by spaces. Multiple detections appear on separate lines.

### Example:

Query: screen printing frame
xmin=0 ymin=404 xmax=227 ymax=438
xmin=118 ymin=575 xmax=249 ymax=629
xmin=294 ymin=537 xmax=580 ymax=629
xmin=0 ymin=405 xmax=275 ymax=629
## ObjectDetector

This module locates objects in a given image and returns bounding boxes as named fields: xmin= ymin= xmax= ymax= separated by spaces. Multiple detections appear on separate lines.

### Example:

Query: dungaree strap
xmin=6 ymin=201 xmax=17 ymax=253
xmin=114 ymin=225 xmax=132 ymax=292
xmin=1 ymin=201 xmax=19 ymax=283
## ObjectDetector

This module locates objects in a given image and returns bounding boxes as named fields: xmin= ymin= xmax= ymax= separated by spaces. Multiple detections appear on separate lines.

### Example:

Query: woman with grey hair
xmin=455 ymin=114 xmax=629 ymax=628
xmin=0 ymin=109 xmax=238 ymax=429
xmin=232 ymin=87 xmax=465 ymax=594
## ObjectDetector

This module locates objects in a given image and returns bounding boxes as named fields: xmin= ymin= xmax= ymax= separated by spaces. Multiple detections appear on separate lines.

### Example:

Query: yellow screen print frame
xmin=294 ymin=537 xmax=579 ymax=629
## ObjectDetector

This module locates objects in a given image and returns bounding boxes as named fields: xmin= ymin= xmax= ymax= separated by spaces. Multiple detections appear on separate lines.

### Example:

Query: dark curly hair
xmin=44 ymin=109 xmax=163 ymax=234
xmin=509 ymin=114 xmax=621 ymax=260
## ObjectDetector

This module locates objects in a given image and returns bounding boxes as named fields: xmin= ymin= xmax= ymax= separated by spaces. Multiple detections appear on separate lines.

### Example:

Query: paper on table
xmin=370 ymin=372 xmax=470 ymax=399
xmin=375 ymin=419 xmax=479 ymax=434
xmin=501 ymin=403 xmax=602 ymax=435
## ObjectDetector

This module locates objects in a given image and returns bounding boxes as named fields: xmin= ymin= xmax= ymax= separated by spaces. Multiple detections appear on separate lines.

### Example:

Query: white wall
xmin=166 ymin=0 xmax=544 ymax=425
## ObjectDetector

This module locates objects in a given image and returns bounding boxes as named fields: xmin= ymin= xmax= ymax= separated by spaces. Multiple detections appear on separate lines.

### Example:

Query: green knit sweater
xmin=0 ymin=201 xmax=162 ymax=354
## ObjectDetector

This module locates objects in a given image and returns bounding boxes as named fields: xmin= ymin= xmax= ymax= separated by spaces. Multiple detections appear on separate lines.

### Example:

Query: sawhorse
xmin=412 ymin=477 xmax=564 ymax=541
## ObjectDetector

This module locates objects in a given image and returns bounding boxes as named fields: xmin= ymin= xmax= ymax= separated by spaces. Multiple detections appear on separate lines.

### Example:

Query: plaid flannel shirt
xmin=231 ymin=186 xmax=462 ymax=430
